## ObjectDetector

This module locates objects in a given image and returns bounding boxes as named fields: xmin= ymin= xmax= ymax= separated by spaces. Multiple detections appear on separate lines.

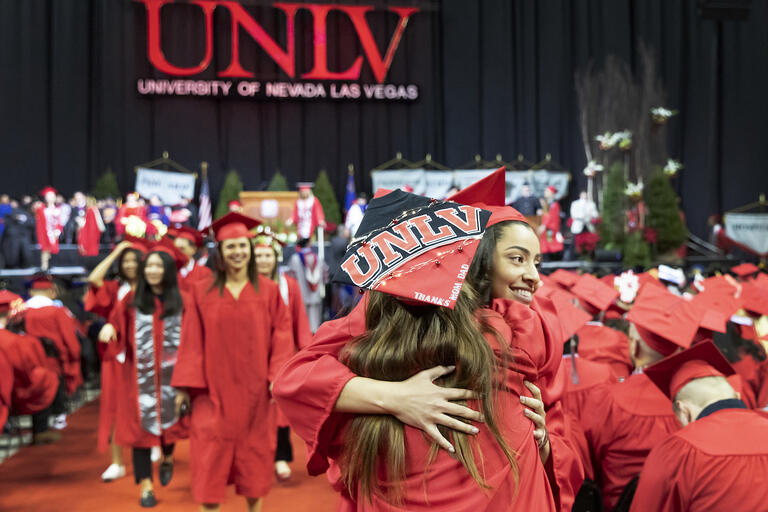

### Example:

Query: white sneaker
xmin=101 ymin=463 xmax=126 ymax=482
xmin=52 ymin=414 xmax=67 ymax=430
xmin=151 ymin=446 xmax=161 ymax=463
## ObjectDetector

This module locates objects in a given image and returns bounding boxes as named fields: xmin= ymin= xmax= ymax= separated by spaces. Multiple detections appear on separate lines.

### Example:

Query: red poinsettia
xmin=643 ymin=227 xmax=657 ymax=244
xmin=574 ymin=232 xmax=601 ymax=254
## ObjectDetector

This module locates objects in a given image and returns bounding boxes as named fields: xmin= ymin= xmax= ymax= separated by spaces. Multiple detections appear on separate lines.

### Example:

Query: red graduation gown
xmin=540 ymin=202 xmax=563 ymax=254
xmin=631 ymin=408 xmax=768 ymax=512
xmin=34 ymin=205 xmax=60 ymax=254
xmin=178 ymin=262 xmax=213 ymax=293
xmin=84 ymin=280 xmax=132 ymax=451
xmin=582 ymin=373 xmax=681 ymax=510
xmin=0 ymin=350 xmax=12 ymax=427
xmin=275 ymin=275 xmax=312 ymax=428
xmin=24 ymin=306 xmax=82 ymax=394
xmin=172 ymin=276 xmax=293 ymax=504
xmin=106 ymin=296 xmax=188 ymax=449
xmin=0 ymin=329 xmax=59 ymax=416
xmin=84 ymin=280 xmax=121 ymax=320
xmin=575 ymin=323 xmax=633 ymax=380
xmin=501 ymin=296 xmax=585 ymax=511
xmin=559 ymin=355 xmax=616 ymax=480
xmin=284 ymin=275 xmax=312 ymax=350
xmin=77 ymin=206 xmax=103 ymax=256
xmin=273 ymin=295 xmax=562 ymax=511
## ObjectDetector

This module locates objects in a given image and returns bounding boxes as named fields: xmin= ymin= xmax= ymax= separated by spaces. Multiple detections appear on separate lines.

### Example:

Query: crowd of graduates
xmin=1 ymin=168 xmax=767 ymax=512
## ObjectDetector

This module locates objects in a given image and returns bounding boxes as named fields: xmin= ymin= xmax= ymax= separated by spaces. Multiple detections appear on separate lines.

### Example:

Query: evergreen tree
xmin=645 ymin=170 xmax=688 ymax=254
xmin=92 ymin=169 xmax=121 ymax=199
xmin=313 ymin=170 xmax=342 ymax=226
xmin=623 ymin=230 xmax=651 ymax=269
xmin=599 ymin=161 xmax=627 ymax=250
xmin=267 ymin=172 xmax=289 ymax=191
xmin=215 ymin=170 xmax=244 ymax=219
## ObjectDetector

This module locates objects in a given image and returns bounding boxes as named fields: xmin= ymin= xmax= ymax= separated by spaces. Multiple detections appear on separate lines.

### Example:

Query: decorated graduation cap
xmin=253 ymin=228 xmax=286 ymax=262
xmin=211 ymin=212 xmax=260 ymax=242
xmin=731 ymin=262 xmax=759 ymax=278
xmin=627 ymin=284 xmax=700 ymax=356
xmin=333 ymin=189 xmax=491 ymax=309
xmin=644 ymin=341 xmax=735 ymax=400
xmin=571 ymin=273 xmax=620 ymax=316
xmin=549 ymin=269 xmax=580 ymax=290
xmin=169 ymin=226 xmax=204 ymax=249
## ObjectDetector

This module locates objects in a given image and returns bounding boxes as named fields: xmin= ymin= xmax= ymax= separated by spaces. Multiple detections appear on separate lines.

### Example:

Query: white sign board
xmin=725 ymin=213 xmax=768 ymax=255
xmin=135 ymin=167 xmax=196 ymax=205
xmin=373 ymin=168 xmax=570 ymax=204
xmin=371 ymin=169 xmax=426 ymax=195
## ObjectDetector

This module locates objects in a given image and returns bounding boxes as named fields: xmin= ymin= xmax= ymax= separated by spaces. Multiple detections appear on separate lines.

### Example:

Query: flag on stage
xmin=345 ymin=166 xmax=356 ymax=211
xmin=197 ymin=173 xmax=212 ymax=231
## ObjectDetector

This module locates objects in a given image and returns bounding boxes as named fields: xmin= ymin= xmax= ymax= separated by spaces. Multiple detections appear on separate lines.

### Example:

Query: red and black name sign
xmin=135 ymin=0 xmax=421 ymax=101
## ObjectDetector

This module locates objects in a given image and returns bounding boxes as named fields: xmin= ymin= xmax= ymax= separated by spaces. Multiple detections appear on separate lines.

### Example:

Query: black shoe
xmin=159 ymin=461 xmax=173 ymax=486
xmin=140 ymin=490 xmax=157 ymax=508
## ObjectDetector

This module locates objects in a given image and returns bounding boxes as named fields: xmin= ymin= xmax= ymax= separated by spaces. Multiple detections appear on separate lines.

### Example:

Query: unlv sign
xmin=135 ymin=0 xmax=421 ymax=101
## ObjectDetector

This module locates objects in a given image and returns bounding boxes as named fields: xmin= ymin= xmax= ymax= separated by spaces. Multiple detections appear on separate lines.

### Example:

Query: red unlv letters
xmin=136 ymin=0 xmax=419 ymax=83
xmin=341 ymin=205 xmax=483 ymax=287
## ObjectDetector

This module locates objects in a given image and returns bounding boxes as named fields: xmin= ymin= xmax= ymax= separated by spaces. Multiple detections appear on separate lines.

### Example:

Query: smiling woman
xmin=172 ymin=212 xmax=294 ymax=512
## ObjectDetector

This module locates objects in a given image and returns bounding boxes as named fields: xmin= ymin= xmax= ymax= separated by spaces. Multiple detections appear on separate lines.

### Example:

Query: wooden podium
xmin=240 ymin=191 xmax=298 ymax=224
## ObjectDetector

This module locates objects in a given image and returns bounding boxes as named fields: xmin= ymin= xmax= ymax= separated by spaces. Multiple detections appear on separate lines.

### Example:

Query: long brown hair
xmin=209 ymin=238 xmax=260 ymax=295
xmin=338 ymin=284 xmax=517 ymax=504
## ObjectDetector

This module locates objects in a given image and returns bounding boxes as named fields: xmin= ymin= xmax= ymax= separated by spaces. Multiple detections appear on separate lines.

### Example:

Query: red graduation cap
xmin=334 ymin=189 xmax=491 ymax=309
xmin=731 ymin=262 xmax=759 ymax=278
xmin=739 ymin=281 xmax=768 ymax=316
xmin=211 ymin=212 xmax=260 ymax=242
xmin=485 ymin=205 xmax=529 ymax=227
xmin=636 ymin=271 xmax=665 ymax=291
xmin=690 ymin=290 xmax=740 ymax=334
xmin=40 ymin=186 xmax=57 ymax=197
xmin=546 ymin=185 xmax=557 ymax=194
xmin=169 ymin=226 xmax=204 ymax=249
xmin=549 ymin=291 xmax=592 ymax=342
xmin=571 ymin=273 xmax=620 ymax=315
xmin=576 ymin=325 xmax=633 ymax=378
xmin=644 ymin=341 xmax=735 ymax=400
xmin=29 ymin=274 xmax=55 ymax=291
xmin=699 ymin=274 xmax=740 ymax=295
xmin=448 ymin=167 xmax=507 ymax=208
xmin=600 ymin=274 xmax=617 ymax=288
xmin=123 ymin=235 xmax=149 ymax=254
xmin=297 ymin=182 xmax=314 ymax=192
xmin=0 ymin=290 xmax=23 ymax=313
xmin=549 ymin=269 xmax=580 ymax=289
xmin=150 ymin=237 xmax=188 ymax=270
xmin=628 ymin=285 xmax=699 ymax=356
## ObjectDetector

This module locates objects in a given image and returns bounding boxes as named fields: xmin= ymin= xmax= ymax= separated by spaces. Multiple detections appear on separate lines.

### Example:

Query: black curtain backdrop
xmin=1 ymin=0 xmax=767 ymax=239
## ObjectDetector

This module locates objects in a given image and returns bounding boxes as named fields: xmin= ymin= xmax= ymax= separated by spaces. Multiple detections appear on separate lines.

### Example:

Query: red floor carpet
xmin=0 ymin=401 xmax=339 ymax=511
